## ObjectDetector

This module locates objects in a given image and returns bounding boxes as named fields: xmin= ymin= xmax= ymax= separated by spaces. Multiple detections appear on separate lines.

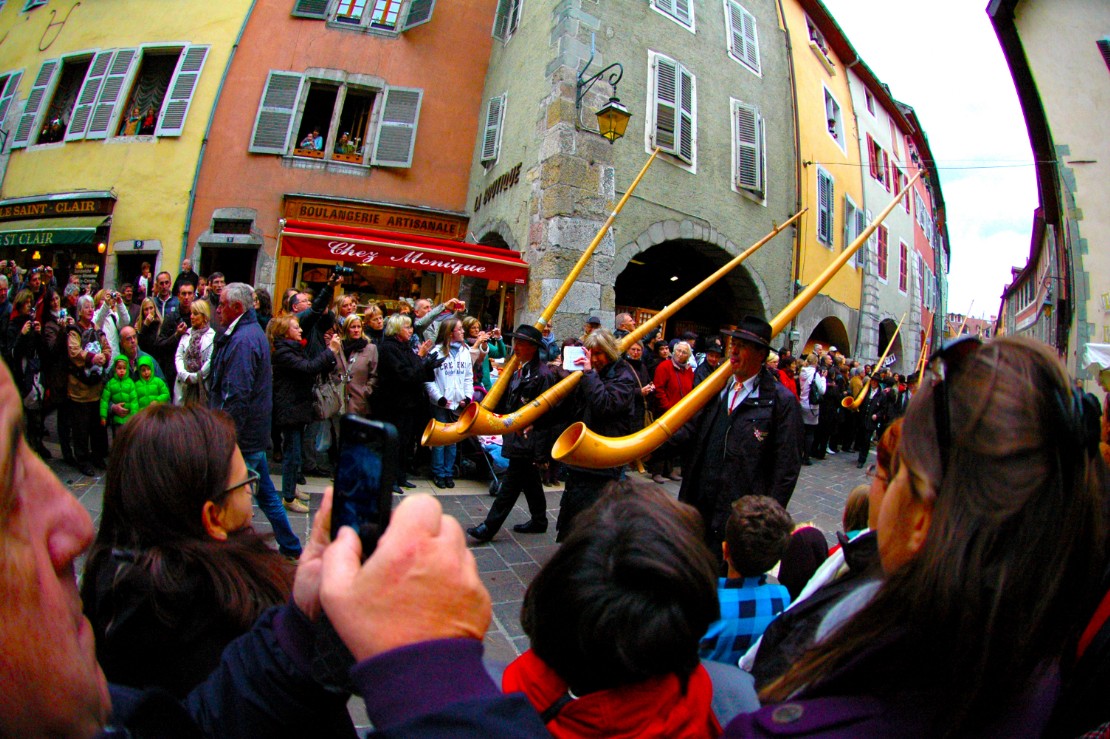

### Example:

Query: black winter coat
xmin=568 ymin=357 xmax=639 ymax=477
xmin=676 ymin=366 xmax=804 ymax=539
xmin=498 ymin=356 xmax=559 ymax=461
xmin=375 ymin=335 xmax=436 ymax=421
xmin=271 ymin=338 xmax=337 ymax=427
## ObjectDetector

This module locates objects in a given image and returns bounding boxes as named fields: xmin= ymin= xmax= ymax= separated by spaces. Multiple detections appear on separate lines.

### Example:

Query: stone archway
xmin=803 ymin=316 xmax=851 ymax=357
xmin=614 ymin=235 xmax=767 ymax=341
xmin=876 ymin=317 xmax=905 ymax=372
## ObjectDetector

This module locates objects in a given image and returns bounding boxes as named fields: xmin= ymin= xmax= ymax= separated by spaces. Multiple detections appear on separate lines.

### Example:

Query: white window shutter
xmin=673 ymin=0 xmax=691 ymax=24
xmin=817 ymin=170 xmax=834 ymax=245
xmin=372 ymin=85 xmax=422 ymax=168
xmin=65 ymin=51 xmax=112 ymax=141
xmin=739 ymin=4 xmax=759 ymax=73
xmin=677 ymin=66 xmax=694 ymax=163
xmin=291 ymin=0 xmax=329 ymax=19
xmin=0 ymin=71 xmax=24 ymax=134
xmin=248 ymin=71 xmax=304 ymax=154
xmin=11 ymin=59 xmax=58 ymax=148
xmin=86 ymin=49 xmax=137 ymax=140
xmin=403 ymin=0 xmax=435 ymax=29
xmin=480 ymin=94 xmax=504 ymax=163
xmin=493 ymin=0 xmax=519 ymax=40
xmin=156 ymin=45 xmax=209 ymax=137
xmin=652 ymin=55 xmax=678 ymax=155
xmin=734 ymin=102 xmax=760 ymax=191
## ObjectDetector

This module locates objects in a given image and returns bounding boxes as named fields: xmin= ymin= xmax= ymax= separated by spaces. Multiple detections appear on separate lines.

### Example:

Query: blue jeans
xmin=280 ymin=424 xmax=304 ymax=501
xmin=431 ymin=443 xmax=457 ymax=479
xmin=243 ymin=450 xmax=303 ymax=558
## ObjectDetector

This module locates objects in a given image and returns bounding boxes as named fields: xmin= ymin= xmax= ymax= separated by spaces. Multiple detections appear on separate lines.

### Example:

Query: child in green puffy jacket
xmin=134 ymin=355 xmax=171 ymax=412
xmin=100 ymin=356 xmax=137 ymax=430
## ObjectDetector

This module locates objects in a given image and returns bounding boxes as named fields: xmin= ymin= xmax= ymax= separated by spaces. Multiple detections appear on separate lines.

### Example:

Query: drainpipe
xmin=777 ymin=0 xmax=803 ymax=352
xmin=180 ymin=0 xmax=258 ymax=261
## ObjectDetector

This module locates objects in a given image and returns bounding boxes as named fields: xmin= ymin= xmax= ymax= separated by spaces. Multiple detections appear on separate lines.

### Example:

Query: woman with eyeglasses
xmin=80 ymin=404 xmax=295 ymax=698
xmin=736 ymin=337 xmax=1108 ymax=735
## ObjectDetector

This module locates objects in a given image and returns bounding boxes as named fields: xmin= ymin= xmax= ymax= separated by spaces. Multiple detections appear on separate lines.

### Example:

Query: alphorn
xmin=913 ymin=318 xmax=935 ymax=382
xmin=842 ymin=312 xmax=906 ymax=410
xmin=422 ymin=148 xmax=661 ymax=447
xmin=455 ymin=210 xmax=807 ymax=439
xmin=553 ymin=172 xmax=922 ymax=469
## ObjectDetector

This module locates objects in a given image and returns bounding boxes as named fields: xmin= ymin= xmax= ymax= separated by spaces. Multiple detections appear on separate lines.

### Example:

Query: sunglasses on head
xmin=927 ymin=335 xmax=984 ymax=480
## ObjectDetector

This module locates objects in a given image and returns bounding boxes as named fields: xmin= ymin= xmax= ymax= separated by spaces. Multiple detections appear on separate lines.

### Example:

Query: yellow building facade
xmin=779 ymin=0 xmax=865 ymax=352
xmin=0 ymin=0 xmax=250 ymax=288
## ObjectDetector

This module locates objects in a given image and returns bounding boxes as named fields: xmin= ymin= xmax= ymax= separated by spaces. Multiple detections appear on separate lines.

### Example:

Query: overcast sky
xmin=820 ymin=0 xmax=1037 ymax=320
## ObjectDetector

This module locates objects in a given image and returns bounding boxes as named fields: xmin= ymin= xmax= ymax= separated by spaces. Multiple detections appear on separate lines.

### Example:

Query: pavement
xmin=61 ymin=439 xmax=870 ymax=667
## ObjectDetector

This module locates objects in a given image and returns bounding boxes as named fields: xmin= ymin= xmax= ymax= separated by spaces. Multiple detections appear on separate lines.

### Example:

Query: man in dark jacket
xmin=675 ymin=316 xmax=804 ymax=555
xmin=208 ymin=282 xmax=301 ymax=558
xmin=853 ymin=374 xmax=894 ymax=468
xmin=149 ymin=282 xmax=195 ymax=388
xmin=467 ymin=325 xmax=558 ymax=543
xmin=171 ymin=257 xmax=200 ymax=295
xmin=556 ymin=328 xmax=638 ymax=541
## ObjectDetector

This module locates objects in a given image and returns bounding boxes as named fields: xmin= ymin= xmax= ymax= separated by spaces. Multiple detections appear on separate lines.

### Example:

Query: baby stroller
xmin=454 ymin=434 xmax=506 ymax=494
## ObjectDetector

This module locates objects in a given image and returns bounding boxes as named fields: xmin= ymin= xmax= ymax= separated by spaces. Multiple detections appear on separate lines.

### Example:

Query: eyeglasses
xmin=927 ymin=335 xmax=984 ymax=480
xmin=218 ymin=470 xmax=260 ymax=499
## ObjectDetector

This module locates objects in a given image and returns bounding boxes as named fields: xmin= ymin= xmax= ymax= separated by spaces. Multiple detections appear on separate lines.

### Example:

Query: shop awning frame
xmin=0 ymin=215 xmax=109 ymax=246
xmin=279 ymin=219 xmax=529 ymax=284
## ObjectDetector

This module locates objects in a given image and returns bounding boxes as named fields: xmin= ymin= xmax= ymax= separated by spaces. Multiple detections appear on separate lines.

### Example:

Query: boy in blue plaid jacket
xmin=699 ymin=495 xmax=793 ymax=665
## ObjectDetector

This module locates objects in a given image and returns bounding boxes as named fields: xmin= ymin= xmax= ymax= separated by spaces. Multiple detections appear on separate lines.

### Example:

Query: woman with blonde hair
xmin=337 ymin=314 xmax=378 ymax=417
xmin=136 ymin=297 xmax=161 ymax=356
xmin=174 ymin=299 xmax=215 ymax=406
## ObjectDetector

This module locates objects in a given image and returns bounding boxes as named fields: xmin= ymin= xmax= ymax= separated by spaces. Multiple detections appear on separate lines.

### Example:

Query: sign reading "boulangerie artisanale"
xmin=283 ymin=197 xmax=468 ymax=240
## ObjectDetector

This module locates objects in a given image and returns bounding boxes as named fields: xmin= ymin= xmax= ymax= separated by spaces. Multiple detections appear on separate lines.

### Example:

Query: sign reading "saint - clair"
xmin=280 ymin=232 xmax=529 ymax=284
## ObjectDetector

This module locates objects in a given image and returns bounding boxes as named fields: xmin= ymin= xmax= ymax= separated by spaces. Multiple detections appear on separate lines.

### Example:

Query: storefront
xmin=0 ymin=192 xmax=115 ymax=287
xmin=277 ymin=195 xmax=528 ymax=327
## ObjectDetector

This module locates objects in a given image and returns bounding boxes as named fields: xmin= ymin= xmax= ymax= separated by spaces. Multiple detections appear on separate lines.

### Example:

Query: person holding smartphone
xmin=425 ymin=318 xmax=473 ymax=489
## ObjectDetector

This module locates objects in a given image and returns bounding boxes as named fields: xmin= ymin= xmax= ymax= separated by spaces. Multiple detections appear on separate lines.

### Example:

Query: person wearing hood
xmin=100 ymin=356 xmax=137 ymax=431
xmin=133 ymin=355 xmax=170 ymax=413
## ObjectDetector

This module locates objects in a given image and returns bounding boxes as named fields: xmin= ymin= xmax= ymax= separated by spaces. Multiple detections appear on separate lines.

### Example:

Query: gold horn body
xmin=462 ymin=210 xmax=806 ymax=438
xmin=554 ymin=174 xmax=921 ymax=469
xmin=914 ymin=319 xmax=935 ymax=381
xmin=841 ymin=312 xmax=906 ymax=410
xmin=422 ymin=149 xmax=662 ymax=447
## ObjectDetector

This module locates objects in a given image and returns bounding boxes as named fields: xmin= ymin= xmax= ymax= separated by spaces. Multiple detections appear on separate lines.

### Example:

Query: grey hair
xmin=0 ymin=275 xmax=7 ymax=288
xmin=77 ymin=294 xmax=94 ymax=312
xmin=222 ymin=282 xmax=253 ymax=312
xmin=384 ymin=313 xmax=411 ymax=337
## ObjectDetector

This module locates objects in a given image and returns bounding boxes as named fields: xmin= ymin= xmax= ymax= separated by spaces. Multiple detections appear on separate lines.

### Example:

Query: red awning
xmin=279 ymin=219 xmax=529 ymax=284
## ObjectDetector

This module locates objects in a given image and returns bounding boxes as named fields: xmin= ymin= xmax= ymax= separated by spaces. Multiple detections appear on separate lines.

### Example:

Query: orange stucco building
xmin=187 ymin=0 xmax=506 ymax=312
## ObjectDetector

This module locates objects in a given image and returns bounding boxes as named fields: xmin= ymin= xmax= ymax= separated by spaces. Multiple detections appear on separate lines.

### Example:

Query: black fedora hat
xmin=722 ymin=316 xmax=773 ymax=351
xmin=509 ymin=324 xmax=543 ymax=345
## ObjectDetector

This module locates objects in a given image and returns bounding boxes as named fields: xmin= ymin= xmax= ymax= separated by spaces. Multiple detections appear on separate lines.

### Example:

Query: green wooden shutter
xmin=0 ymin=71 xmax=24 ymax=136
xmin=653 ymin=55 xmax=678 ymax=155
xmin=677 ymin=65 xmax=694 ymax=163
xmin=480 ymin=94 xmax=504 ymax=163
xmin=156 ymin=45 xmax=209 ymax=137
xmin=11 ymin=59 xmax=59 ymax=148
xmin=734 ymin=102 xmax=760 ymax=192
xmin=86 ymin=48 xmax=137 ymax=140
xmin=372 ymin=85 xmax=422 ymax=168
xmin=65 ymin=51 xmax=112 ymax=141
xmin=403 ymin=0 xmax=435 ymax=30
xmin=248 ymin=71 xmax=305 ymax=154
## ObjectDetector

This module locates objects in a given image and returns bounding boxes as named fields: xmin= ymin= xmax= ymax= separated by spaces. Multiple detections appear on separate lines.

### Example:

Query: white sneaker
xmin=826 ymin=447 xmax=837 ymax=455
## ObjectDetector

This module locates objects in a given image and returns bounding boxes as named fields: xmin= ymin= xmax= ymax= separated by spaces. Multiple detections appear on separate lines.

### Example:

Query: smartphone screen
xmin=331 ymin=416 xmax=398 ymax=556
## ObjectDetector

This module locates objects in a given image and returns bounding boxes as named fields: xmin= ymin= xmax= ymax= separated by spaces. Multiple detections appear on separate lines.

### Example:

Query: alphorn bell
xmin=553 ymin=173 xmax=922 ymax=470
xmin=422 ymin=148 xmax=662 ymax=447
xmin=841 ymin=312 xmax=906 ymax=411
xmin=457 ymin=210 xmax=807 ymax=439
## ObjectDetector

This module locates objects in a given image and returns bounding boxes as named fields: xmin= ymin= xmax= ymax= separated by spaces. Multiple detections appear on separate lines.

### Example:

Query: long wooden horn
xmin=841 ymin=312 xmax=906 ymax=410
xmin=458 ymin=209 xmax=806 ymax=439
xmin=423 ymin=148 xmax=661 ymax=446
xmin=914 ymin=318 xmax=934 ymax=381
xmin=553 ymin=173 xmax=921 ymax=469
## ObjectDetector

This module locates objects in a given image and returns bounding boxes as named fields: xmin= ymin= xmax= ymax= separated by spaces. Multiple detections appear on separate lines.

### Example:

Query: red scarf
xmin=503 ymin=649 xmax=721 ymax=738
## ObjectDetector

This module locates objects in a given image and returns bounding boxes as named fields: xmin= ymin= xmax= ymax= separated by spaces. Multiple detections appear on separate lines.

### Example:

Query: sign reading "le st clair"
xmin=0 ymin=198 xmax=115 ymax=222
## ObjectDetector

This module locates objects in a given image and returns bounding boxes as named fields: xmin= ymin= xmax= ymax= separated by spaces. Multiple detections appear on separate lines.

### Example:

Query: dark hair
xmin=842 ymin=485 xmax=870 ymax=533
xmin=81 ymin=405 xmax=293 ymax=630
xmin=254 ymin=287 xmax=273 ymax=319
xmin=435 ymin=316 xmax=461 ymax=356
xmin=208 ymin=271 xmax=225 ymax=282
xmin=281 ymin=288 xmax=299 ymax=314
xmin=520 ymin=480 xmax=718 ymax=694
xmin=724 ymin=495 xmax=794 ymax=575
xmin=763 ymin=337 xmax=1107 ymax=733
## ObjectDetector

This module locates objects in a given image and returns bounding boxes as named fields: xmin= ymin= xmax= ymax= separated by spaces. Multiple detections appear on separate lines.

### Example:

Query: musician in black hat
xmin=467 ymin=325 xmax=559 ymax=543
xmin=671 ymin=315 xmax=804 ymax=556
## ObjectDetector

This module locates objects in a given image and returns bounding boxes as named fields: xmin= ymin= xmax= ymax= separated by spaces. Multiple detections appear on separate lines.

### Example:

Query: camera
xmin=59 ymin=308 xmax=67 ymax=320
xmin=332 ymin=263 xmax=355 ymax=277
xmin=109 ymin=291 xmax=119 ymax=300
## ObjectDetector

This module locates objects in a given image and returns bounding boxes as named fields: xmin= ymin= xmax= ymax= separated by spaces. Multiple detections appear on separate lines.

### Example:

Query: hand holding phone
xmin=331 ymin=416 xmax=398 ymax=559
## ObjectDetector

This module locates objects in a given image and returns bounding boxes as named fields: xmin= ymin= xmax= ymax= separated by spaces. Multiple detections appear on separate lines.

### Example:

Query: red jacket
xmin=654 ymin=359 xmax=694 ymax=412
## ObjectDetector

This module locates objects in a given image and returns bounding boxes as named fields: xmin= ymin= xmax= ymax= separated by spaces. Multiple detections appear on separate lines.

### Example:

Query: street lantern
xmin=97 ymin=242 xmax=106 ymax=254
xmin=594 ymin=97 xmax=631 ymax=143
xmin=575 ymin=34 xmax=630 ymax=144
